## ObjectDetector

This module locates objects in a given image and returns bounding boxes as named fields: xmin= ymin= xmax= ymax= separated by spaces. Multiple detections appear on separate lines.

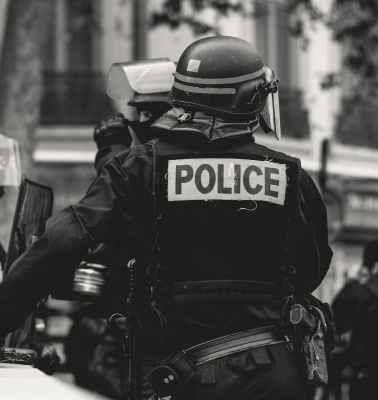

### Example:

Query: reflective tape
xmin=173 ymin=81 xmax=236 ymax=95
xmin=175 ymin=67 xmax=265 ymax=85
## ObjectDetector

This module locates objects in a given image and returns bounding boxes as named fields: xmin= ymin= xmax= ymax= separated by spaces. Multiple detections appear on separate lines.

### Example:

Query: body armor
xmin=145 ymin=138 xmax=301 ymax=349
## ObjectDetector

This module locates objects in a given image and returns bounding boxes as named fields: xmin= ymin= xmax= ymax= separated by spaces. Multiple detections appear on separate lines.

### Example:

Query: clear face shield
xmin=0 ymin=134 xmax=21 ymax=273
xmin=107 ymin=58 xmax=176 ymax=100
xmin=258 ymin=68 xmax=281 ymax=141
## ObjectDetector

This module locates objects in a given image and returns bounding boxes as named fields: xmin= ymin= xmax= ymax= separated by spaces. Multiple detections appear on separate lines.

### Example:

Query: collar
xmin=151 ymin=107 xmax=258 ymax=147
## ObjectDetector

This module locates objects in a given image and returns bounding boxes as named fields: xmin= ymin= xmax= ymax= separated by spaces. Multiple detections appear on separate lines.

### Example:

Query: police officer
xmin=0 ymin=37 xmax=333 ymax=400
xmin=332 ymin=241 xmax=378 ymax=400
xmin=64 ymin=59 xmax=176 ymax=398
xmin=93 ymin=58 xmax=175 ymax=176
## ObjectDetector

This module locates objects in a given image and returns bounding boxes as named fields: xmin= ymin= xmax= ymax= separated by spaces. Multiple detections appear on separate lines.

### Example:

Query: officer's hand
xmin=32 ymin=342 xmax=60 ymax=375
xmin=93 ymin=113 xmax=132 ymax=150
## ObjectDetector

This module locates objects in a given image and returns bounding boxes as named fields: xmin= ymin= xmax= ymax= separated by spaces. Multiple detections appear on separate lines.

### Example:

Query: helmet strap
xmin=177 ymin=111 xmax=193 ymax=123
xmin=258 ymin=77 xmax=279 ymax=97
xmin=259 ymin=113 xmax=273 ymax=134
xmin=245 ymin=76 xmax=279 ymax=114
xmin=248 ymin=117 xmax=260 ymax=135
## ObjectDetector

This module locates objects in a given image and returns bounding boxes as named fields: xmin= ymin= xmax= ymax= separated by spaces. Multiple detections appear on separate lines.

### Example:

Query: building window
xmin=40 ymin=0 xmax=113 ymax=125
xmin=334 ymin=45 xmax=378 ymax=148
xmin=255 ymin=1 xmax=309 ymax=139
xmin=335 ymin=98 xmax=378 ymax=148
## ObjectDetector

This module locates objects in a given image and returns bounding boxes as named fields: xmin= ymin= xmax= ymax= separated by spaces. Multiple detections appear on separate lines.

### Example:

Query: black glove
xmin=32 ymin=342 xmax=61 ymax=375
xmin=93 ymin=113 xmax=132 ymax=150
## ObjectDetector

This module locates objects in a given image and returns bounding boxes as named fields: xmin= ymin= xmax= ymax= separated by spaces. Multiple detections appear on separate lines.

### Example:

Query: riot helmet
xmin=107 ymin=58 xmax=176 ymax=129
xmin=128 ymin=91 xmax=171 ymax=108
xmin=171 ymin=36 xmax=281 ymax=140
xmin=107 ymin=58 xmax=175 ymax=110
xmin=107 ymin=58 xmax=175 ymax=140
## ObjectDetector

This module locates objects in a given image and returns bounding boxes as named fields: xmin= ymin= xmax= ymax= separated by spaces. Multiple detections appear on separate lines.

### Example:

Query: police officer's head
xmin=128 ymin=91 xmax=172 ymax=124
xmin=171 ymin=36 xmax=281 ymax=140
xmin=107 ymin=58 xmax=175 ymax=124
xmin=126 ymin=92 xmax=172 ymax=145
xmin=107 ymin=59 xmax=176 ymax=142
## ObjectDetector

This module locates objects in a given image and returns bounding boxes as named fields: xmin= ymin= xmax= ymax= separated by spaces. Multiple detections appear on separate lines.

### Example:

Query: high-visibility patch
xmin=168 ymin=158 xmax=287 ymax=205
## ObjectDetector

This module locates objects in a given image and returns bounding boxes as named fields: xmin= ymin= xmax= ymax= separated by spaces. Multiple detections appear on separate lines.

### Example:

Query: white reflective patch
xmin=187 ymin=59 xmax=201 ymax=73
xmin=168 ymin=158 xmax=287 ymax=205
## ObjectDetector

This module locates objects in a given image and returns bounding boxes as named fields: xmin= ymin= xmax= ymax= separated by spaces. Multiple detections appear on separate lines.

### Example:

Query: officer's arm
xmin=93 ymin=114 xmax=132 ymax=177
xmin=95 ymin=144 xmax=131 ymax=177
xmin=290 ymin=169 xmax=333 ymax=292
xmin=0 ymin=148 xmax=147 ymax=340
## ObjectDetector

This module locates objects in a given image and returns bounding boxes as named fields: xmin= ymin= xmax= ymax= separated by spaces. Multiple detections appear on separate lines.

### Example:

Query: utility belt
xmin=147 ymin=325 xmax=289 ymax=400
xmin=147 ymin=303 xmax=330 ymax=400
xmin=108 ymin=268 xmax=334 ymax=399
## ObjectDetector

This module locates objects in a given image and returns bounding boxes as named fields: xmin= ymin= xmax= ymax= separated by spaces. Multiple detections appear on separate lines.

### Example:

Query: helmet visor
xmin=107 ymin=58 xmax=176 ymax=100
xmin=259 ymin=68 xmax=281 ymax=141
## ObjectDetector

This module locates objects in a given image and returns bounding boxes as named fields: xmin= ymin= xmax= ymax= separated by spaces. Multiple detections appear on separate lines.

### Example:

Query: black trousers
xmin=121 ymin=343 xmax=313 ymax=400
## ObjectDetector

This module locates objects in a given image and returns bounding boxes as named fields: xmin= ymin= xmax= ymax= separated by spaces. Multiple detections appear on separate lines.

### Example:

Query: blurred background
xmin=0 ymin=0 xmax=377 ymax=398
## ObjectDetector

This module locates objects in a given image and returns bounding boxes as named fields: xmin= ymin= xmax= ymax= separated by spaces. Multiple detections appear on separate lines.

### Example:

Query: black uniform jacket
xmin=332 ymin=277 xmax=378 ymax=373
xmin=0 ymin=114 xmax=332 ymax=340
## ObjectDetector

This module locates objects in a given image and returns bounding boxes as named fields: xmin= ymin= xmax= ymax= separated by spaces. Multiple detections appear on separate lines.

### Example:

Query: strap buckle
xmin=177 ymin=112 xmax=193 ymax=123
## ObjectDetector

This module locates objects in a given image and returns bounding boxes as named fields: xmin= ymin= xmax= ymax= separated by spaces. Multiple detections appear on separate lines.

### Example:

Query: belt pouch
xmin=302 ymin=321 xmax=328 ymax=385
xmin=147 ymin=350 xmax=196 ymax=399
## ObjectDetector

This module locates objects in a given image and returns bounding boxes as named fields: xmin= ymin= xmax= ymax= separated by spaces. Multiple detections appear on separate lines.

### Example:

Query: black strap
xmin=251 ymin=346 xmax=272 ymax=365
xmin=185 ymin=326 xmax=288 ymax=366
xmin=201 ymin=362 xmax=216 ymax=383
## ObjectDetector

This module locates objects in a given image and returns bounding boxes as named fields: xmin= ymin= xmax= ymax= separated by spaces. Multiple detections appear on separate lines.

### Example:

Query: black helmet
xmin=127 ymin=91 xmax=171 ymax=107
xmin=172 ymin=36 xmax=281 ymax=139
xmin=107 ymin=58 xmax=176 ymax=107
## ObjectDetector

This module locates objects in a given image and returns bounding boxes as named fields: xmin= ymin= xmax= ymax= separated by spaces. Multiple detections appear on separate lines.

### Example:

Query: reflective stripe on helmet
xmin=173 ymin=81 xmax=236 ymax=95
xmin=175 ymin=67 xmax=265 ymax=85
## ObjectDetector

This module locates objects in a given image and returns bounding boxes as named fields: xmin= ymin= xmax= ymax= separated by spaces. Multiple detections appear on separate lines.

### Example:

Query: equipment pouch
xmin=302 ymin=320 xmax=328 ymax=385
xmin=147 ymin=350 xmax=196 ymax=399
xmin=309 ymin=295 xmax=335 ymax=365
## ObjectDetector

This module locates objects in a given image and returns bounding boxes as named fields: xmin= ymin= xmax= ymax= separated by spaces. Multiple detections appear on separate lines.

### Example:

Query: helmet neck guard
xmin=151 ymin=107 xmax=259 ymax=147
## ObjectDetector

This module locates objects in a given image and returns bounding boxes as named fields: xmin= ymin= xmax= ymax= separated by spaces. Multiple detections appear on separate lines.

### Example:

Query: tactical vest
xmin=145 ymin=138 xmax=301 ymax=350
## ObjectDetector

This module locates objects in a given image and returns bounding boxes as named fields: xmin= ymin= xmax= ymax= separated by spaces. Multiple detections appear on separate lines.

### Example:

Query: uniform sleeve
xmin=94 ymin=143 xmax=130 ymax=177
xmin=290 ymin=169 xmax=333 ymax=292
xmin=0 ymin=149 xmax=149 ymax=339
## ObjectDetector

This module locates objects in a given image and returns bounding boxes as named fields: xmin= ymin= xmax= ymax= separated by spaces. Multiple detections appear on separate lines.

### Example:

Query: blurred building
xmin=0 ymin=0 xmax=377 ymax=303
